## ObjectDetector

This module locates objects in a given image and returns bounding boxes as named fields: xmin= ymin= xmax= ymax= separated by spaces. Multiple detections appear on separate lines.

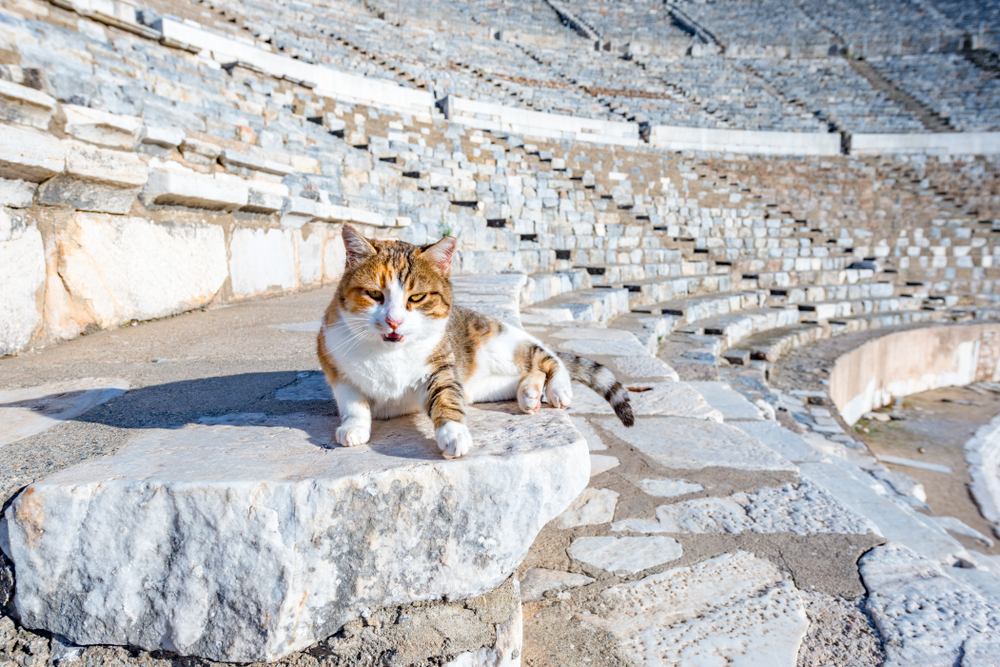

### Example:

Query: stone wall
xmin=829 ymin=323 xmax=1000 ymax=424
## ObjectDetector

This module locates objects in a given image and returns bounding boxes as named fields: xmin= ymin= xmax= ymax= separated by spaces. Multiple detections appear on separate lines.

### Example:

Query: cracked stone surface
xmin=556 ymin=488 xmax=619 ymax=528
xmin=2 ymin=406 xmax=587 ymax=662
xmin=0 ymin=378 xmax=129 ymax=446
xmin=613 ymin=478 xmax=879 ymax=536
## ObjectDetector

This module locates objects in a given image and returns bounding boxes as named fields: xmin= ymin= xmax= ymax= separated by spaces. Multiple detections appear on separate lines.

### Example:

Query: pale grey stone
xmin=0 ymin=124 xmax=66 ymax=182
xmin=568 ymin=415 xmax=606 ymax=451
xmin=878 ymin=454 xmax=952 ymax=474
xmin=275 ymin=372 xmax=330 ymax=400
xmin=964 ymin=414 xmax=1000 ymax=538
xmin=590 ymin=454 xmax=619 ymax=476
xmin=570 ymin=382 xmax=723 ymax=422
xmin=0 ymin=378 xmax=130 ymax=446
xmin=636 ymin=478 xmax=704 ymax=497
xmin=688 ymin=381 xmax=764 ymax=420
xmin=930 ymin=517 xmax=994 ymax=547
xmin=556 ymin=488 xmax=619 ymax=528
xmin=0 ymin=80 xmax=56 ymax=130
xmin=550 ymin=327 xmax=636 ymax=341
xmin=520 ymin=568 xmax=594 ymax=602
xmin=63 ymin=104 xmax=142 ymax=149
xmin=141 ymin=125 xmax=185 ymax=149
xmin=3 ymin=407 xmax=588 ymax=662
xmin=229 ymin=228 xmax=299 ymax=297
xmin=613 ymin=479 xmax=879 ymax=536
xmin=799 ymin=462 xmax=966 ymax=563
xmin=734 ymin=421 xmax=823 ymax=462
xmin=582 ymin=551 xmax=808 ymax=667
xmin=0 ymin=178 xmax=37 ymax=208
xmin=559 ymin=338 xmax=649 ymax=357
xmin=0 ymin=210 xmax=45 ymax=356
xmin=568 ymin=536 xmax=682 ymax=574
xmin=611 ymin=355 xmax=679 ymax=380
xmin=36 ymin=142 xmax=148 ymax=214
xmin=601 ymin=417 xmax=797 ymax=472
xmin=273 ymin=322 xmax=322 ymax=334
xmin=220 ymin=149 xmax=294 ymax=176
xmin=143 ymin=167 xmax=249 ymax=210
xmin=861 ymin=543 xmax=1000 ymax=667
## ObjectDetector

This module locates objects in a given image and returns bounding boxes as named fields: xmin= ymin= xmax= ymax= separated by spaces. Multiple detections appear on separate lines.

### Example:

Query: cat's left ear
xmin=421 ymin=236 xmax=458 ymax=274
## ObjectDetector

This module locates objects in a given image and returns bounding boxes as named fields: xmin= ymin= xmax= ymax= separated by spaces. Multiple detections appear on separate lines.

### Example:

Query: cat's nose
xmin=385 ymin=315 xmax=402 ymax=330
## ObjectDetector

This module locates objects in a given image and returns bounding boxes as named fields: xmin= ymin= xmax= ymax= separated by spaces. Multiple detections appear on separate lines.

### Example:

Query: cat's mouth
xmin=382 ymin=332 xmax=405 ymax=343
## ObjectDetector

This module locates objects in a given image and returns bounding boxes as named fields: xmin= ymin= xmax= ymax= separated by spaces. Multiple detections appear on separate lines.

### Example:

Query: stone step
xmin=634 ymin=291 xmax=767 ymax=323
xmin=765 ymin=281 xmax=897 ymax=306
xmin=522 ymin=287 xmax=631 ymax=325
xmin=520 ymin=269 xmax=593 ymax=308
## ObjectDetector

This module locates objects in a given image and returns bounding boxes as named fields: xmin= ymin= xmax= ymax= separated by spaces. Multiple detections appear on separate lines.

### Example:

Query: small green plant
xmin=438 ymin=216 xmax=461 ymax=239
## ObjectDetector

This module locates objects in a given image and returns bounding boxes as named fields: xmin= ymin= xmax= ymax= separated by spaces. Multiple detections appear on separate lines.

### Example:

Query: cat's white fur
xmin=322 ymin=279 xmax=573 ymax=457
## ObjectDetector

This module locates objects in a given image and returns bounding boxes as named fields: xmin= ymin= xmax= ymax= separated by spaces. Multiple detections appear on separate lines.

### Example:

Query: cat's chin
xmin=381 ymin=333 xmax=405 ymax=343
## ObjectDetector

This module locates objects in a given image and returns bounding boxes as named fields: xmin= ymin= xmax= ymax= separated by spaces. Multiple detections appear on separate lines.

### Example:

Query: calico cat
xmin=317 ymin=224 xmax=634 ymax=458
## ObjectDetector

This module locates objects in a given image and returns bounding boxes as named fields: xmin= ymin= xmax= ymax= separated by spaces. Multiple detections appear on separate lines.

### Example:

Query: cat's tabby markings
xmin=317 ymin=225 xmax=634 ymax=458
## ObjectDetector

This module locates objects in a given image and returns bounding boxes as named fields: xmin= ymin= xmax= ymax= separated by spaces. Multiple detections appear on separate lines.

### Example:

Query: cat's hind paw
xmin=435 ymin=421 xmax=472 ymax=458
xmin=546 ymin=373 xmax=574 ymax=409
xmin=335 ymin=420 xmax=371 ymax=447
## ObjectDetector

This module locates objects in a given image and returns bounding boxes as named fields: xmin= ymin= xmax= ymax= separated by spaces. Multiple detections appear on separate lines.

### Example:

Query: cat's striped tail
xmin=556 ymin=352 xmax=635 ymax=427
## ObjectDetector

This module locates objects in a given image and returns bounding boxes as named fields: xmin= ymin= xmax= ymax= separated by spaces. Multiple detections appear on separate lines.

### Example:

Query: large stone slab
xmin=570 ymin=382 xmax=723 ymax=422
xmin=568 ymin=536 xmax=682 ymax=574
xmin=861 ymin=543 xmax=1000 ymax=667
xmin=613 ymin=478 xmax=878 ymax=536
xmin=0 ymin=80 xmax=56 ymax=130
xmin=229 ymin=227 xmax=299 ymax=298
xmin=0 ymin=378 xmax=129 ymax=446
xmin=0 ymin=208 xmax=45 ymax=356
xmin=62 ymin=105 xmax=143 ymax=149
xmin=0 ymin=124 xmax=65 ymax=182
xmin=46 ymin=213 xmax=227 ymax=337
xmin=2 ymin=405 xmax=587 ymax=662
xmin=688 ymin=381 xmax=765 ymax=420
xmin=582 ymin=551 xmax=808 ymax=666
xmin=599 ymin=417 xmax=797 ymax=472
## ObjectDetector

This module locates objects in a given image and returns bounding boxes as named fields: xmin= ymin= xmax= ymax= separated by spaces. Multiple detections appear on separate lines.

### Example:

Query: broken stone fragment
xmin=0 ymin=80 xmax=56 ymax=130
xmin=62 ymin=104 xmax=143 ymax=149
xmin=0 ymin=124 xmax=66 ymax=182
xmin=2 ymin=407 xmax=587 ymax=662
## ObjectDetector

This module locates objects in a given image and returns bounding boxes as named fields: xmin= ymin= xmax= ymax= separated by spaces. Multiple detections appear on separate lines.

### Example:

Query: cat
xmin=317 ymin=224 xmax=634 ymax=458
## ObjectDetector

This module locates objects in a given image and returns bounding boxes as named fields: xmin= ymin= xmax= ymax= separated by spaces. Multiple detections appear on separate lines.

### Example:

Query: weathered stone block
xmin=63 ymin=104 xmax=143 ymax=149
xmin=0 ymin=207 xmax=45 ymax=356
xmin=36 ymin=142 xmax=147 ymax=214
xmin=0 ymin=124 xmax=66 ymax=182
xmin=229 ymin=227 xmax=298 ymax=297
xmin=45 ymin=213 xmax=227 ymax=336
xmin=2 ymin=407 xmax=586 ymax=662
xmin=0 ymin=80 xmax=56 ymax=130
xmin=143 ymin=167 xmax=248 ymax=210
xmin=0 ymin=178 xmax=37 ymax=208
xmin=220 ymin=149 xmax=294 ymax=176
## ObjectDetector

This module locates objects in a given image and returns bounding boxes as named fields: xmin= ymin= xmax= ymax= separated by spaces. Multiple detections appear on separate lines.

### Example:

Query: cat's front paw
xmin=335 ymin=419 xmax=371 ymax=447
xmin=546 ymin=372 xmax=574 ymax=409
xmin=518 ymin=385 xmax=543 ymax=414
xmin=435 ymin=421 xmax=472 ymax=458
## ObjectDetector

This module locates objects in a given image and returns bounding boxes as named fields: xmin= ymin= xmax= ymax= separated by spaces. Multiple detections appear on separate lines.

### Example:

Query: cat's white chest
xmin=323 ymin=324 xmax=439 ymax=418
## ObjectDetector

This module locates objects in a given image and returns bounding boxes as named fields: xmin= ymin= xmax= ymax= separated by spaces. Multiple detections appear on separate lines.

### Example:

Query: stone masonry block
xmin=36 ymin=142 xmax=148 ymax=214
xmin=0 ymin=207 xmax=45 ymax=356
xmin=63 ymin=105 xmax=143 ymax=149
xmin=143 ymin=168 xmax=248 ymax=210
xmin=0 ymin=80 xmax=56 ymax=130
xmin=0 ymin=124 xmax=66 ymax=182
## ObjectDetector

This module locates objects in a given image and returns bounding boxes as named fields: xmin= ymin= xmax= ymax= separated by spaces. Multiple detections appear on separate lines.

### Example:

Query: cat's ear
xmin=342 ymin=224 xmax=376 ymax=268
xmin=421 ymin=235 xmax=458 ymax=274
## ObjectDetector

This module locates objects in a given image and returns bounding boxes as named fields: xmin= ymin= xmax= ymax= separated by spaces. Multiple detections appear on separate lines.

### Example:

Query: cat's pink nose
xmin=386 ymin=315 xmax=402 ymax=330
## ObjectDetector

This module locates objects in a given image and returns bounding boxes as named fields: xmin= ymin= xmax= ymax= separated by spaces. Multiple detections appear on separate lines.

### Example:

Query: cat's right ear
xmin=342 ymin=224 xmax=376 ymax=268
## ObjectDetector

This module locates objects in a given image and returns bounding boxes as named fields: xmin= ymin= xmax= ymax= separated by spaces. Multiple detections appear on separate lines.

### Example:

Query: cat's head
xmin=335 ymin=224 xmax=457 ymax=346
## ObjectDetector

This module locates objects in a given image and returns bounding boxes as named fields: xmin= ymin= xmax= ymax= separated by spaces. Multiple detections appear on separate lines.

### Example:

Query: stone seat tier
xmin=522 ymin=287 xmax=631 ymax=326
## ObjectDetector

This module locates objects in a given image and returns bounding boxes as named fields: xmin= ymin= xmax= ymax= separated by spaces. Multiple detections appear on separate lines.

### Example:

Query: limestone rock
xmin=611 ymin=355 xmax=679 ymax=380
xmin=229 ymin=227 xmax=299 ymax=297
xmin=568 ymin=536 xmax=682 ymax=574
xmin=583 ymin=551 xmax=808 ymax=666
xmin=0 ymin=378 xmax=129 ymax=446
xmin=589 ymin=454 xmax=619 ymax=476
xmin=0 ymin=208 xmax=45 ymax=356
xmin=556 ymin=487 xmax=619 ymax=528
xmin=0 ymin=178 xmax=37 ymax=208
xmin=142 ymin=166 xmax=249 ymax=210
xmin=861 ymin=543 xmax=1000 ymax=667
xmin=600 ymin=417 xmax=797 ymax=472
xmin=36 ymin=141 xmax=148 ymax=214
xmin=3 ymin=406 xmax=587 ymax=663
xmin=520 ymin=569 xmax=594 ymax=602
xmin=688 ymin=381 xmax=764 ymax=420
xmin=0 ymin=124 xmax=65 ymax=182
xmin=46 ymin=213 xmax=227 ymax=337
xmin=0 ymin=80 xmax=56 ymax=130
xmin=570 ymin=382 xmax=723 ymax=422
xmin=63 ymin=104 xmax=143 ymax=148
xmin=613 ymin=478 xmax=879 ymax=536
xmin=636 ymin=478 xmax=704 ymax=497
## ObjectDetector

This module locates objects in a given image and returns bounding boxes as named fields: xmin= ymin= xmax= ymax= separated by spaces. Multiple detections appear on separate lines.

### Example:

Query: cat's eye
xmin=366 ymin=290 xmax=384 ymax=302
xmin=409 ymin=293 xmax=426 ymax=303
